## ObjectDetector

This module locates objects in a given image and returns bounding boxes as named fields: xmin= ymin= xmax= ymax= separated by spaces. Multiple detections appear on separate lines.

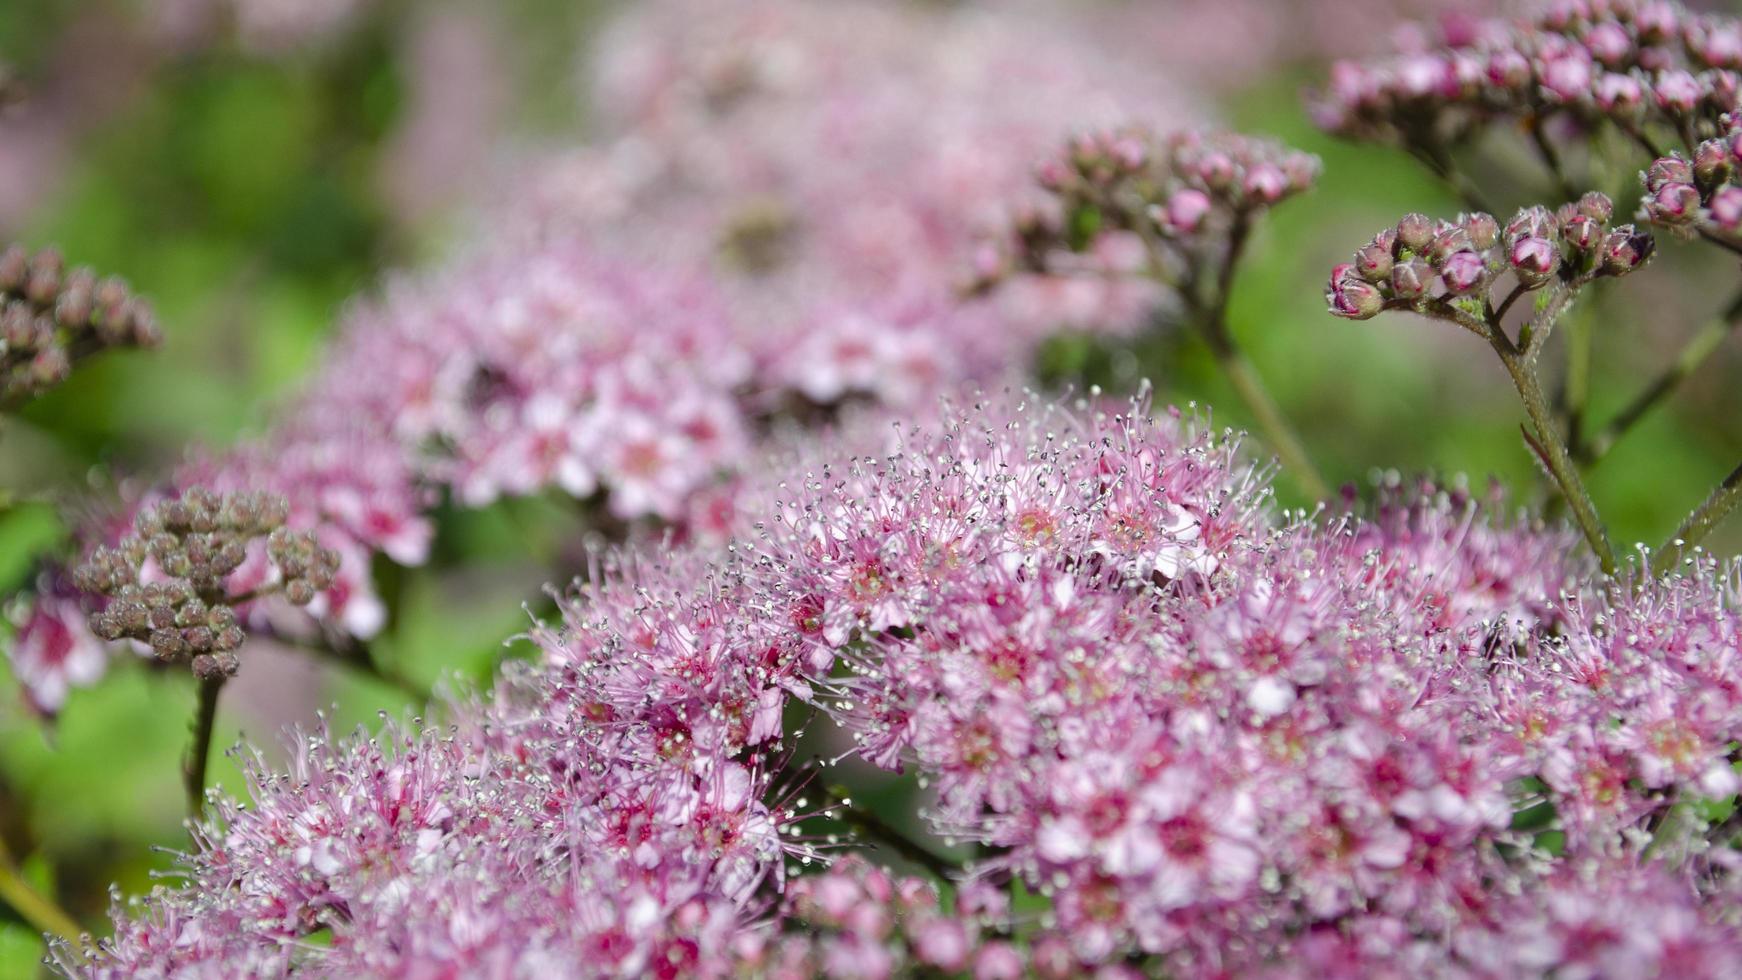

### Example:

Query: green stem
xmin=1576 ymin=290 xmax=1742 ymax=465
xmin=184 ymin=675 xmax=225 ymax=821
xmin=0 ymin=837 xmax=80 ymax=944
xmin=819 ymin=782 xmax=959 ymax=879
xmin=1652 ymin=459 xmax=1742 ymax=576
xmin=1193 ymin=221 xmax=1331 ymax=501
xmin=1403 ymin=139 xmax=1494 ymax=214
xmin=1498 ymin=350 xmax=1617 ymax=574
xmin=1209 ymin=340 xmax=1331 ymax=500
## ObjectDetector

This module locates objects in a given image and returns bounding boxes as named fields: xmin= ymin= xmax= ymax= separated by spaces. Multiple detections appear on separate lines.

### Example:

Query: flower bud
xmin=1390 ymin=258 xmax=1434 ymax=300
xmin=1395 ymin=212 xmax=1434 ymax=251
xmin=1439 ymin=250 xmax=1487 ymax=295
xmin=1505 ymin=206 xmax=1556 ymax=246
xmin=1242 ymin=164 xmax=1287 ymax=205
xmin=1653 ymin=69 xmax=1701 ymax=113
xmin=1694 ymin=139 xmax=1733 ymax=188
xmin=1426 ymin=227 xmax=1473 ymax=265
xmin=1194 ymin=151 xmax=1235 ymax=191
xmin=1710 ymin=186 xmax=1742 ymax=232
xmin=1509 ymin=237 xmax=1561 ymax=285
xmin=1352 ymin=241 xmax=1394 ymax=283
xmin=1575 ymin=192 xmax=1613 ymax=224
xmin=1600 ymin=225 xmax=1654 ymax=275
xmin=1461 ymin=212 xmax=1499 ymax=250
xmin=1326 ymin=265 xmax=1384 ymax=319
xmin=1645 ymin=182 xmax=1701 ymax=224
xmin=1562 ymin=214 xmax=1603 ymax=253
xmin=1583 ymin=22 xmax=1632 ymax=66
xmin=1645 ymin=156 xmax=1694 ymax=191
xmin=1161 ymin=189 xmax=1212 ymax=234
xmin=1594 ymin=72 xmax=1645 ymax=114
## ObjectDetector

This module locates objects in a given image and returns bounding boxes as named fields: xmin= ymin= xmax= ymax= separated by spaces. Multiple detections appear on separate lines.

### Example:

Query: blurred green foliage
xmin=1 ymin=5 xmax=1741 ymax=971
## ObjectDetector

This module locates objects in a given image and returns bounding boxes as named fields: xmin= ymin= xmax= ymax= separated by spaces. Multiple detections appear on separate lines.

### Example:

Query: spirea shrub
xmin=61 ymin=393 xmax=1742 ymax=976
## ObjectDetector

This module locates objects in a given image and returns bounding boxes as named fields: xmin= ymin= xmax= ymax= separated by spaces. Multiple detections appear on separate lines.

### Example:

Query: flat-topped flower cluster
xmin=74 ymin=393 xmax=1742 ymax=976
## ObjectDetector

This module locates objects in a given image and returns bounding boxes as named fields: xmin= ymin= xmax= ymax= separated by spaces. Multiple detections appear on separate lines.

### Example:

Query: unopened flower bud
xmin=1562 ymin=214 xmax=1603 ymax=253
xmin=1653 ymin=69 xmax=1701 ymax=113
xmin=1242 ymin=164 xmax=1287 ymax=204
xmin=1352 ymin=241 xmax=1394 ymax=283
xmin=1695 ymin=140 xmax=1733 ymax=188
xmin=1161 ymin=189 xmax=1212 ymax=234
xmin=1461 ymin=212 xmax=1499 ymax=250
xmin=1646 ymin=156 xmax=1694 ymax=191
xmin=1710 ymin=186 xmax=1742 ymax=232
xmin=1326 ymin=265 xmax=1384 ymax=319
xmin=1509 ymin=237 xmax=1560 ymax=285
xmin=1576 ymin=192 xmax=1613 ymax=224
xmin=1440 ymin=250 xmax=1487 ymax=294
xmin=1390 ymin=258 xmax=1434 ymax=300
xmin=1601 ymin=226 xmax=1654 ymax=275
xmin=1395 ymin=213 xmax=1434 ymax=251
xmin=1646 ymin=182 xmax=1702 ymax=224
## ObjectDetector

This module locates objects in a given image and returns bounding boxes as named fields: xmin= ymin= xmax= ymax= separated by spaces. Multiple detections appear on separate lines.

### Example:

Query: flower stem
xmin=1651 ymin=459 xmax=1742 ymax=576
xmin=184 ymin=675 xmax=225 ymax=821
xmin=0 ymin=837 xmax=80 ymax=944
xmin=1498 ymin=349 xmax=1617 ymax=574
xmin=819 ymin=781 xmax=959 ymax=879
xmin=1192 ymin=221 xmax=1330 ymax=501
xmin=1206 ymin=337 xmax=1330 ymax=500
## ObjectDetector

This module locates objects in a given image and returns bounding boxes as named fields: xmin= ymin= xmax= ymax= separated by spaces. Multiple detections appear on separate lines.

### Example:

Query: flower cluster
xmin=746 ymin=857 xmax=1019 ymax=978
xmin=977 ymin=128 xmax=1319 ymax=296
xmin=76 ymin=391 xmax=1742 ymax=975
xmin=1313 ymin=0 xmax=1742 ymax=158
xmin=71 ymin=489 xmax=337 ymax=678
xmin=525 ymin=0 xmax=1191 ymax=400
xmin=315 ymin=241 xmax=750 ymax=521
xmin=0 ymin=243 xmax=160 ymax=409
xmin=9 ymin=0 xmax=1201 ymax=713
xmin=1327 ymin=194 xmax=1653 ymax=321
xmin=1639 ymin=119 xmax=1742 ymax=244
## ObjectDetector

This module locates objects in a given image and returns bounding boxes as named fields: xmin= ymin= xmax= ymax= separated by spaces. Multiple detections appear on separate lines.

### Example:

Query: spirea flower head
xmin=71 ymin=391 xmax=1742 ymax=974
xmin=0 ymin=243 xmax=160 ymax=409
xmin=1312 ymin=1 xmax=1742 ymax=159
xmin=1327 ymin=195 xmax=1652 ymax=321
xmin=309 ymin=239 xmax=751 ymax=522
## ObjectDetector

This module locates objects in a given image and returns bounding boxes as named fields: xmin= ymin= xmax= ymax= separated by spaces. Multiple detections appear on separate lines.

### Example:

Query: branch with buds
xmin=976 ymin=128 xmax=1328 ymax=498
xmin=0 ymin=244 xmax=161 ymax=411
xmin=1328 ymin=196 xmax=1655 ymax=573
xmin=71 ymin=488 xmax=339 ymax=817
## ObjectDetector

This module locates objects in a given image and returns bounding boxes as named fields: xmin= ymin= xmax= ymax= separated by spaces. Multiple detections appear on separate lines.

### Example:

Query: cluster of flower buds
xmin=984 ymin=128 xmax=1318 ymax=288
xmin=1313 ymin=1 xmax=1742 ymax=162
xmin=72 ymin=489 xmax=337 ymax=679
xmin=1639 ymin=118 xmax=1742 ymax=243
xmin=1328 ymin=194 xmax=1654 ymax=320
xmin=0 ymin=244 xmax=161 ymax=408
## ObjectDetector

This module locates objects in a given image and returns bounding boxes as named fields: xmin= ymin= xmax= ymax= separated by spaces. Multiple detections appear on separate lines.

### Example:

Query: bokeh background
xmin=3 ymin=0 xmax=1741 ymax=969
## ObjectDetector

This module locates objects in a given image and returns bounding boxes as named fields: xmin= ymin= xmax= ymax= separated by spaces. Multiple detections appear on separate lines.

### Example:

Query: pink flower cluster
xmin=75 ymin=392 xmax=1742 ymax=975
xmin=522 ymin=0 xmax=1194 ymax=400
xmin=7 ymin=0 xmax=1198 ymax=717
xmin=1640 ymin=118 xmax=1742 ymax=242
xmin=1313 ymin=0 xmax=1742 ymax=153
